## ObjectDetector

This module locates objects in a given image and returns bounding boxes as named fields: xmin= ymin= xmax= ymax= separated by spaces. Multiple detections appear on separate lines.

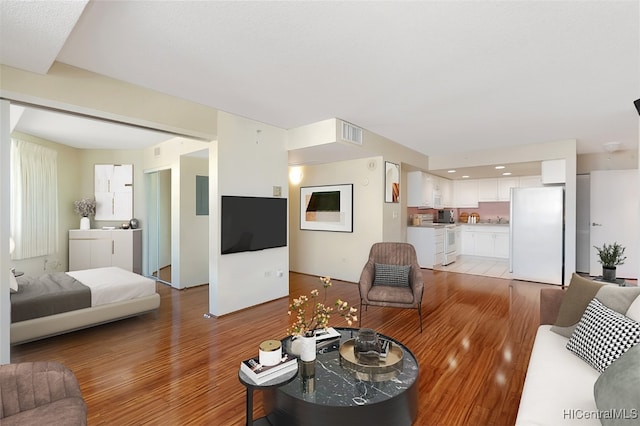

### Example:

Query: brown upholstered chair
xmin=358 ymin=242 xmax=425 ymax=332
xmin=0 ymin=361 xmax=87 ymax=425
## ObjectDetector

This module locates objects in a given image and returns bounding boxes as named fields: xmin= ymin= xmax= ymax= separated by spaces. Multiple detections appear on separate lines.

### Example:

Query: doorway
xmin=146 ymin=169 xmax=172 ymax=285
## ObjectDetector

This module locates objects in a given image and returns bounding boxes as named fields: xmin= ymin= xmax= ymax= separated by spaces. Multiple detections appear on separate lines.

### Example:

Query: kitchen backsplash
xmin=408 ymin=202 xmax=510 ymax=224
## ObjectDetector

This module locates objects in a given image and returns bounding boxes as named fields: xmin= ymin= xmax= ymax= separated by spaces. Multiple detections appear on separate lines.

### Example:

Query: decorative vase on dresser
xmin=79 ymin=216 xmax=90 ymax=230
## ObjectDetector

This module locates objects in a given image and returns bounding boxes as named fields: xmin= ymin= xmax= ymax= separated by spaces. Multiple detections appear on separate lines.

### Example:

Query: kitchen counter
xmin=409 ymin=222 xmax=508 ymax=228
xmin=460 ymin=222 xmax=509 ymax=227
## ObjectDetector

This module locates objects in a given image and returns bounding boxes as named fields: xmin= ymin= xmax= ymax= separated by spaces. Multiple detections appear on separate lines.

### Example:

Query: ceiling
xmin=2 ymin=1 xmax=639 ymax=171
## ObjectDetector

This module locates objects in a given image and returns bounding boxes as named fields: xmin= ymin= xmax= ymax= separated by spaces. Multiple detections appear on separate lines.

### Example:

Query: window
xmin=10 ymin=139 xmax=58 ymax=259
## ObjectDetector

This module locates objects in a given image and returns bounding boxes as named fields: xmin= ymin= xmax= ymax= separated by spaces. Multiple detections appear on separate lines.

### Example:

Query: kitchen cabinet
xmin=440 ymin=178 xmax=453 ymax=207
xmin=407 ymin=172 xmax=426 ymax=207
xmin=477 ymin=177 xmax=519 ymax=202
xmin=94 ymin=164 xmax=133 ymax=221
xmin=541 ymin=159 xmax=566 ymax=184
xmin=407 ymin=171 xmax=443 ymax=208
xmin=406 ymin=226 xmax=444 ymax=269
xmin=460 ymin=227 xmax=475 ymax=256
xmin=69 ymin=229 xmax=142 ymax=273
xmin=453 ymin=179 xmax=479 ymax=208
xmin=518 ymin=175 xmax=542 ymax=188
xmin=478 ymin=179 xmax=498 ymax=202
xmin=497 ymin=177 xmax=519 ymax=201
xmin=494 ymin=232 xmax=510 ymax=258
xmin=460 ymin=225 xmax=509 ymax=259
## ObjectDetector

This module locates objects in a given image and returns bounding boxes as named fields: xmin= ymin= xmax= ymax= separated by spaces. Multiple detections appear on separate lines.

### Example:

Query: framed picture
xmin=300 ymin=184 xmax=353 ymax=232
xmin=385 ymin=161 xmax=400 ymax=203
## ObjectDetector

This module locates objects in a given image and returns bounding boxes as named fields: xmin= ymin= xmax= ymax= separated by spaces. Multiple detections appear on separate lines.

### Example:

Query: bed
xmin=10 ymin=266 xmax=160 ymax=345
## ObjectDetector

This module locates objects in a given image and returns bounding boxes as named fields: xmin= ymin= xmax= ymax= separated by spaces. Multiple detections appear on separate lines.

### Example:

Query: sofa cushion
xmin=367 ymin=285 xmax=414 ymax=304
xmin=551 ymin=273 xmax=604 ymax=337
xmin=594 ymin=344 xmax=640 ymax=426
xmin=566 ymin=298 xmax=640 ymax=373
xmin=516 ymin=325 xmax=600 ymax=425
xmin=373 ymin=263 xmax=410 ymax=287
xmin=596 ymin=286 xmax=640 ymax=316
xmin=626 ymin=295 xmax=640 ymax=321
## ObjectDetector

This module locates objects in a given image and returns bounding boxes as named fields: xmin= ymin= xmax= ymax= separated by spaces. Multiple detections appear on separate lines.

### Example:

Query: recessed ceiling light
xmin=502 ymin=172 xmax=512 ymax=176
xmin=462 ymin=175 xmax=470 ymax=179
xmin=495 ymin=166 xmax=505 ymax=170
xmin=447 ymin=170 xmax=456 ymax=173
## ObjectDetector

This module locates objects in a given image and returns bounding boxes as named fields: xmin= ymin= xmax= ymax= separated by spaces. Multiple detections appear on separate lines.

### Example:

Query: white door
xmin=589 ymin=170 xmax=639 ymax=279
xmin=576 ymin=175 xmax=591 ymax=273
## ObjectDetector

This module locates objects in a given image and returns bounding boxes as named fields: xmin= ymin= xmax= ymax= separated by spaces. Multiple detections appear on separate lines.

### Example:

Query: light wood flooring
xmin=10 ymin=270 xmax=553 ymax=425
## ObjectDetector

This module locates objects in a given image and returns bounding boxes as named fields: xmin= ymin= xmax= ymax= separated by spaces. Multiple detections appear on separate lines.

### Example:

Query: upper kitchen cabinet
xmin=440 ymin=177 xmax=453 ymax=207
xmin=453 ymin=179 xmax=479 ymax=208
xmin=95 ymin=164 xmax=133 ymax=221
xmin=478 ymin=177 xmax=519 ymax=202
xmin=541 ymin=159 xmax=566 ymax=184
xmin=478 ymin=178 xmax=499 ymax=202
xmin=497 ymin=177 xmax=519 ymax=201
xmin=518 ymin=175 xmax=543 ymax=188
xmin=407 ymin=171 xmax=445 ymax=208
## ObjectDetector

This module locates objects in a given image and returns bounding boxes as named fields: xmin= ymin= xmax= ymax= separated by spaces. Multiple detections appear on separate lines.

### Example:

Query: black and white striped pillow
xmin=373 ymin=263 xmax=411 ymax=287
xmin=566 ymin=298 xmax=640 ymax=373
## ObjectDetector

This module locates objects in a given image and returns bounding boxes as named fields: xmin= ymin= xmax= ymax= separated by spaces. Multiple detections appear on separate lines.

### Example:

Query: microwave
xmin=437 ymin=209 xmax=455 ymax=223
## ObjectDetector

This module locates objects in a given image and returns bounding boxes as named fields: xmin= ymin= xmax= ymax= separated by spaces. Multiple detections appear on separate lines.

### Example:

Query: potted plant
xmin=593 ymin=242 xmax=626 ymax=283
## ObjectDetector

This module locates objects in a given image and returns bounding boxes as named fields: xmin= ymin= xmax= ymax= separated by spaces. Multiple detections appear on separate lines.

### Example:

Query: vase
xmin=80 ymin=216 xmax=90 ymax=230
xmin=602 ymin=266 xmax=617 ymax=283
xmin=298 ymin=334 xmax=316 ymax=362
xmin=300 ymin=359 xmax=316 ymax=394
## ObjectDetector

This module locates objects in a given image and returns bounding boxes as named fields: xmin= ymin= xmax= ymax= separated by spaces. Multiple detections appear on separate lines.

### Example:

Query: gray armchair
xmin=358 ymin=242 xmax=425 ymax=332
xmin=0 ymin=361 xmax=87 ymax=425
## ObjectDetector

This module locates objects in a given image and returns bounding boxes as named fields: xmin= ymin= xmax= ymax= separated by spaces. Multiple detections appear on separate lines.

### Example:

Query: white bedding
xmin=66 ymin=266 xmax=156 ymax=307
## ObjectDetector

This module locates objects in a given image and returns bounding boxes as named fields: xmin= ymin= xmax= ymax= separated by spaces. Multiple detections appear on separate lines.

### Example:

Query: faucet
xmin=497 ymin=216 xmax=503 ymax=224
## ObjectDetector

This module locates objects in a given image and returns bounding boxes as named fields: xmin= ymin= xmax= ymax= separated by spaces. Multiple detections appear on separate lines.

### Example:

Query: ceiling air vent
xmin=341 ymin=121 xmax=363 ymax=145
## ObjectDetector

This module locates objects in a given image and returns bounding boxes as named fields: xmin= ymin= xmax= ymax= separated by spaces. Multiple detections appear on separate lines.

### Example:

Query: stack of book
xmin=240 ymin=352 xmax=298 ymax=384
xmin=379 ymin=338 xmax=392 ymax=359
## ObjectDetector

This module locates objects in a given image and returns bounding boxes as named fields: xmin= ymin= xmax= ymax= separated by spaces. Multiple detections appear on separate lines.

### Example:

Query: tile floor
xmin=436 ymin=256 xmax=638 ymax=286
xmin=434 ymin=255 xmax=513 ymax=280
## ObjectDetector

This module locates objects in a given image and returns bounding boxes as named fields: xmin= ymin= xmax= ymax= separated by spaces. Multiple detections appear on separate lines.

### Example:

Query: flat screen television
xmin=221 ymin=196 xmax=287 ymax=254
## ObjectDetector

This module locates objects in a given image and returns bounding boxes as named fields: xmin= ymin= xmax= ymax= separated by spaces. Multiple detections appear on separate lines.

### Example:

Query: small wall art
xmin=300 ymin=184 xmax=353 ymax=232
xmin=385 ymin=161 xmax=400 ymax=203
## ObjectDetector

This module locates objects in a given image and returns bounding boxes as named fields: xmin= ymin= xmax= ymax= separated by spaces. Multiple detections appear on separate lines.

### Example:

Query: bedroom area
xmin=5 ymin=103 xmax=211 ymax=345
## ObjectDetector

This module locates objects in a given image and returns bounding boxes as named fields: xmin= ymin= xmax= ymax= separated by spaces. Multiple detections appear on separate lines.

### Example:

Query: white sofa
xmin=516 ymin=274 xmax=640 ymax=426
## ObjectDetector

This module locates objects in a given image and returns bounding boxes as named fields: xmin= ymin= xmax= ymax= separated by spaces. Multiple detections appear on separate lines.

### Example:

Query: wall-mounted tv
xmin=221 ymin=196 xmax=287 ymax=255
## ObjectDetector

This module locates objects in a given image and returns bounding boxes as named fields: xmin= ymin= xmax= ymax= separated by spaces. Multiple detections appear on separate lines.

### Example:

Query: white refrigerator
xmin=510 ymin=186 xmax=564 ymax=285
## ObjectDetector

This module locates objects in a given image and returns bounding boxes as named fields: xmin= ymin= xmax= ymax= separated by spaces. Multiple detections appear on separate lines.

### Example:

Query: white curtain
xmin=10 ymin=139 xmax=58 ymax=260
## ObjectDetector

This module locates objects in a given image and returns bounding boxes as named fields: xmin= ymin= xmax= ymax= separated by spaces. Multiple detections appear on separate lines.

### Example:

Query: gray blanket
xmin=10 ymin=273 xmax=91 ymax=323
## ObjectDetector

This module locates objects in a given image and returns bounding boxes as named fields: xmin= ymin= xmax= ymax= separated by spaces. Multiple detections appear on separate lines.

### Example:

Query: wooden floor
xmin=10 ymin=270 xmax=554 ymax=425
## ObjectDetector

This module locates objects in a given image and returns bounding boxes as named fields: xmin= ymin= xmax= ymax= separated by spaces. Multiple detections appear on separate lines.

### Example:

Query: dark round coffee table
xmin=263 ymin=327 xmax=419 ymax=426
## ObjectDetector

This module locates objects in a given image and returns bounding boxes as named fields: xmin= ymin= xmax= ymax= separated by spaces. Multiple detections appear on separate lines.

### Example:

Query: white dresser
xmin=69 ymin=229 xmax=142 ymax=274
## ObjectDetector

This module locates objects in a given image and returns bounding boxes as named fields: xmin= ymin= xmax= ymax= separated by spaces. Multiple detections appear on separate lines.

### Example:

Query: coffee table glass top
xmin=280 ymin=327 xmax=418 ymax=407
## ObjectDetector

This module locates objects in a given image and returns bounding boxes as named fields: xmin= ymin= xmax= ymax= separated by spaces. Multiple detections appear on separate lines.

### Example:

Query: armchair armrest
xmin=410 ymin=263 xmax=424 ymax=303
xmin=358 ymin=260 xmax=375 ymax=300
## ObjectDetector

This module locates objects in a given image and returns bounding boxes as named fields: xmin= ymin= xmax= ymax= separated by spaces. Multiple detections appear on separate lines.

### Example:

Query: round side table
xmin=238 ymin=366 xmax=298 ymax=426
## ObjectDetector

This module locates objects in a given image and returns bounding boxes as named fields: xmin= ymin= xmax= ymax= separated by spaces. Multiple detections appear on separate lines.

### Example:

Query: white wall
xmin=289 ymin=157 xmax=384 ymax=283
xmin=179 ymin=155 xmax=209 ymax=287
xmin=209 ymin=112 xmax=289 ymax=316
xmin=143 ymin=137 xmax=211 ymax=288
xmin=1 ymin=100 xmax=11 ymax=363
